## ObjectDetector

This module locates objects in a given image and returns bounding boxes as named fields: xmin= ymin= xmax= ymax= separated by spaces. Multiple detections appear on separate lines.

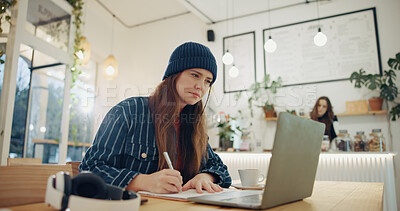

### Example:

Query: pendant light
xmin=313 ymin=0 xmax=327 ymax=47
xmin=103 ymin=15 xmax=118 ymax=80
xmin=264 ymin=0 xmax=276 ymax=53
xmin=222 ymin=0 xmax=234 ymax=65
xmin=264 ymin=36 xmax=277 ymax=53
xmin=229 ymin=64 xmax=239 ymax=78
xmin=222 ymin=50 xmax=234 ymax=65
xmin=76 ymin=3 xmax=90 ymax=65
xmin=228 ymin=0 xmax=239 ymax=78
xmin=76 ymin=36 xmax=91 ymax=65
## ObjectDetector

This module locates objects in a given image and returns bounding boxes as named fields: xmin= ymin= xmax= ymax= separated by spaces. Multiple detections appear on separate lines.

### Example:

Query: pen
xmin=163 ymin=152 xmax=182 ymax=192
xmin=163 ymin=152 xmax=174 ymax=170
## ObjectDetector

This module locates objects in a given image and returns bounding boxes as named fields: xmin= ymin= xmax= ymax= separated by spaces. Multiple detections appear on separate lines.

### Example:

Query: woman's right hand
xmin=127 ymin=169 xmax=183 ymax=193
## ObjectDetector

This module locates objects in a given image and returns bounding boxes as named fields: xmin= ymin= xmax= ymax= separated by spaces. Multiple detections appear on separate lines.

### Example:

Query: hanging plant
xmin=66 ymin=0 xmax=84 ymax=86
xmin=0 ymin=0 xmax=16 ymax=65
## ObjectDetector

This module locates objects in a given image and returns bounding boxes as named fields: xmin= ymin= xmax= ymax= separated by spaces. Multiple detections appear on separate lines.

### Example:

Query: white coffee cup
xmin=238 ymin=169 xmax=265 ymax=187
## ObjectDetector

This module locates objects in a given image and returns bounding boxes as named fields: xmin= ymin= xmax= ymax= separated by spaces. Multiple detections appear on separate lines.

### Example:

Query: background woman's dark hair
xmin=148 ymin=73 xmax=208 ymax=183
xmin=310 ymin=96 xmax=335 ymax=140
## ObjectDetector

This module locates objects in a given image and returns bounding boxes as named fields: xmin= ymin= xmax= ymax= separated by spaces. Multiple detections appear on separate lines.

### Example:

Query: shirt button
xmin=141 ymin=153 xmax=147 ymax=158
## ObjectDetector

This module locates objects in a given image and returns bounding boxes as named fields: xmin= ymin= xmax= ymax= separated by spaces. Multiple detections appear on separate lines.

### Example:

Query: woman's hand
xmin=127 ymin=169 xmax=183 ymax=193
xmin=182 ymin=173 xmax=223 ymax=193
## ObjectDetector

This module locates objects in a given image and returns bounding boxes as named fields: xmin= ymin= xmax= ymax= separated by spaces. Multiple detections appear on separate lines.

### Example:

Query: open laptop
xmin=188 ymin=112 xmax=325 ymax=209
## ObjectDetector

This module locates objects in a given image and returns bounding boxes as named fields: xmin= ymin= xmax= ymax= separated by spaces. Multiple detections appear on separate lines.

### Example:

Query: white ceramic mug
xmin=238 ymin=169 xmax=265 ymax=187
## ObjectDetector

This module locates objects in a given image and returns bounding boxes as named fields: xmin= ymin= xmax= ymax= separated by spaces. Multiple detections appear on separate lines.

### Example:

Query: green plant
xmin=286 ymin=109 xmax=296 ymax=115
xmin=217 ymin=113 xmax=241 ymax=141
xmin=66 ymin=0 xmax=84 ymax=86
xmin=0 ymin=0 xmax=16 ymax=65
xmin=235 ymin=74 xmax=282 ymax=117
xmin=350 ymin=52 xmax=400 ymax=120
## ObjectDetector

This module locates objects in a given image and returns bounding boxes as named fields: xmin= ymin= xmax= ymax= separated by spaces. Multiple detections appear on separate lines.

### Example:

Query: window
xmin=0 ymin=53 xmax=31 ymax=158
xmin=67 ymin=60 xmax=97 ymax=161
xmin=26 ymin=64 xmax=65 ymax=163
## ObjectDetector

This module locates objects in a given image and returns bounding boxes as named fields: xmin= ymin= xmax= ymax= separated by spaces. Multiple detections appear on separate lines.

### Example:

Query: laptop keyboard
xmin=221 ymin=194 xmax=262 ymax=204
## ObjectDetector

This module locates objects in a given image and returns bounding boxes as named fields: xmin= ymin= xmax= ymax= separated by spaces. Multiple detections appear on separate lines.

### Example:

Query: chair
xmin=66 ymin=161 xmax=81 ymax=177
xmin=7 ymin=157 xmax=42 ymax=166
xmin=0 ymin=164 xmax=72 ymax=207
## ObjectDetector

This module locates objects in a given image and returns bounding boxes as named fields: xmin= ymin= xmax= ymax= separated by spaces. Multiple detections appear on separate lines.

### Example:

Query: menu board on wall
xmin=263 ymin=8 xmax=381 ymax=86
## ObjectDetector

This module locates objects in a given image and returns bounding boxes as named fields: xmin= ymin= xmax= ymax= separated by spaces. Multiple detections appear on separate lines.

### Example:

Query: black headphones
xmin=45 ymin=171 xmax=139 ymax=211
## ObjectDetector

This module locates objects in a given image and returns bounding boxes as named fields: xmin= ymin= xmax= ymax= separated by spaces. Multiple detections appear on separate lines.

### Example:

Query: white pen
xmin=163 ymin=152 xmax=174 ymax=170
xmin=163 ymin=151 xmax=182 ymax=192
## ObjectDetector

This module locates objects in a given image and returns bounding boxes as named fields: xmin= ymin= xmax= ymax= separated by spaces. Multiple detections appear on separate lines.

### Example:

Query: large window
xmin=26 ymin=64 xmax=65 ymax=163
xmin=2 ymin=0 xmax=97 ymax=164
xmin=0 ymin=52 xmax=32 ymax=158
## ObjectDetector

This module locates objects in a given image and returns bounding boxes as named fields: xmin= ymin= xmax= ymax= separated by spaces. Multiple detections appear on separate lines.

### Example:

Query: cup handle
xmin=258 ymin=174 xmax=265 ymax=183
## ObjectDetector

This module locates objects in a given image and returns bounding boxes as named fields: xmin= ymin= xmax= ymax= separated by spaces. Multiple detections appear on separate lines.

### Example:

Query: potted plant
xmin=286 ymin=109 xmax=297 ymax=115
xmin=350 ymin=52 xmax=400 ymax=120
xmin=349 ymin=69 xmax=383 ymax=110
xmin=235 ymin=74 xmax=282 ymax=118
xmin=217 ymin=112 xmax=241 ymax=151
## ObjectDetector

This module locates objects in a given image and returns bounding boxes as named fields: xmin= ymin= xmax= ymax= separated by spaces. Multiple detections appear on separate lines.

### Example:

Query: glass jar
xmin=333 ymin=130 xmax=354 ymax=152
xmin=321 ymin=135 xmax=330 ymax=152
xmin=354 ymin=131 xmax=368 ymax=151
xmin=368 ymin=129 xmax=386 ymax=152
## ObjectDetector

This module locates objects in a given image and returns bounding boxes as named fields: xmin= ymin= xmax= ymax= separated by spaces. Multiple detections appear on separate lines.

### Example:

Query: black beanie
xmin=163 ymin=42 xmax=217 ymax=85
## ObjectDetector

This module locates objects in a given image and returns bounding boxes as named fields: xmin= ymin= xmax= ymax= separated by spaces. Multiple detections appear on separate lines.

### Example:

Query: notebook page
xmin=138 ymin=188 xmax=237 ymax=200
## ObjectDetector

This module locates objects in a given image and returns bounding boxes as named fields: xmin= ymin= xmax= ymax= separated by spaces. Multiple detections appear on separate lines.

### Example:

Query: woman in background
xmin=310 ymin=96 xmax=338 ymax=142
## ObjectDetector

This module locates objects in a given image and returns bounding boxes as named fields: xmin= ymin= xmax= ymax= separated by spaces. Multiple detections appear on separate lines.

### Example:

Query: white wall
xmin=84 ymin=0 xmax=400 ymax=208
xmin=206 ymin=1 xmax=400 ymax=208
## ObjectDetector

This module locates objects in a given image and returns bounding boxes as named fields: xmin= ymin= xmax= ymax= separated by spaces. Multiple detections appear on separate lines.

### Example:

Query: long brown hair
xmin=148 ymin=73 xmax=208 ymax=182
xmin=310 ymin=96 xmax=335 ymax=139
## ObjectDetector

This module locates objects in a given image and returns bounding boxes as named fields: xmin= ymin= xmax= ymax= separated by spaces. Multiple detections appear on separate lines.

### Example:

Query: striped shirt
xmin=80 ymin=97 xmax=232 ymax=188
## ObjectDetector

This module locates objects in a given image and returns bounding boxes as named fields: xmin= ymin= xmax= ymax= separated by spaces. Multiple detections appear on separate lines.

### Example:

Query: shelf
xmin=265 ymin=111 xmax=387 ymax=120
xmin=32 ymin=139 xmax=91 ymax=147
xmin=265 ymin=115 xmax=308 ymax=121
xmin=337 ymin=110 xmax=387 ymax=117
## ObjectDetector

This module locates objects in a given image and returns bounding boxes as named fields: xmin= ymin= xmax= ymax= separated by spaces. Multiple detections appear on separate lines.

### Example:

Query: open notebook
xmin=138 ymin=188 xmax=240 ymax=201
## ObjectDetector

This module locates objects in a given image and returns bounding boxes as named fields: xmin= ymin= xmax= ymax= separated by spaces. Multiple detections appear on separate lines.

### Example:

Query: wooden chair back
xmin=7 ymin=157 xmax=42 ymax=166
xmin=66 ymin=161 xmax=81 ymax=177
xmin=0 ymin=164 xmax=72 ymax=207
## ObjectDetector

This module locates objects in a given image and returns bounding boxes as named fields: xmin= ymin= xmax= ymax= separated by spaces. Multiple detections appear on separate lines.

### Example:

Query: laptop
xmin=188 ymin=112 xmax=325 ymax=209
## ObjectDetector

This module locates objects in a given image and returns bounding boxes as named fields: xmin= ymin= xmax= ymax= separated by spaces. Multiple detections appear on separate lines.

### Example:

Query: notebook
xmin=138 ymin=188 xmax=238 ymax=201
xmin=188 ymin=113 xmax=325 ymax=209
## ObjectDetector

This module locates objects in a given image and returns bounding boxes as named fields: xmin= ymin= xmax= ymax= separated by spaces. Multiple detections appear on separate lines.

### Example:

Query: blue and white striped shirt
xmin=80 ymin=97 xmax=232 ymax=188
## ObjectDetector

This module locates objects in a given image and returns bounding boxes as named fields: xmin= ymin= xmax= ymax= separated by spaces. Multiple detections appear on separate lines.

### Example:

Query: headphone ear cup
xmin=55 ymin=172 xmax=72 ymax=211
xmin=55 ymin=172 xmax=72 ymax=196
xmin=71 ymin=172 xmax=107 ymax=199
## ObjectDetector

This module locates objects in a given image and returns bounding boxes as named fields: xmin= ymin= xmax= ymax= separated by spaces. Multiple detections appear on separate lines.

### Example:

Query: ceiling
xmin=96 ymin=0 xmax=321 ymax=28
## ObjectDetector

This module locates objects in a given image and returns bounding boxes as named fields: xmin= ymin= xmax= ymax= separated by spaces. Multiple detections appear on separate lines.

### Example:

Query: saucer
xmin=231 ymin=183 xmax=265 ymax=190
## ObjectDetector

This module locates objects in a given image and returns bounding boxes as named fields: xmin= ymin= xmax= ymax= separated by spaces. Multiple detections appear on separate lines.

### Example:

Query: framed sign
xmin=223 ymin=31 xmax=256 ymax=93
xmin=263 ymin=8 xmax=382 ymax=87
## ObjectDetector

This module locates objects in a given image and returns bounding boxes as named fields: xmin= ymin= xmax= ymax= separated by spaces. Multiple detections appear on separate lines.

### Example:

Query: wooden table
xmin=5 ymin=181 xmax=383 ymax=211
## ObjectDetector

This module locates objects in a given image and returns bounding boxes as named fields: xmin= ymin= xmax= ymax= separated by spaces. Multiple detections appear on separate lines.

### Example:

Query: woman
xmin=80 ymin=42 xmax=231 ymax=194
xmin=310 ymin=96 xmax=338 ymax=142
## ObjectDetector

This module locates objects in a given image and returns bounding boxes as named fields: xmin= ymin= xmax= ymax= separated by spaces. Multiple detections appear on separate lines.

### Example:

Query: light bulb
xmin=229 ymin=65 xmax=239 ymax=78
xmin=222 ymin=51 xmax=234 ymax=65
xmin=264 ymin=36 xmax=277 ymax=53
xmin=105 ymin=65 xmax=115 ymax=76
xmin=314 ymin=28 xmax=327 ymax=47
xmin=76 ymin=50 xmax=84 ymax=60
xmin=40 ymin=126 xmax=46 ymax=133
